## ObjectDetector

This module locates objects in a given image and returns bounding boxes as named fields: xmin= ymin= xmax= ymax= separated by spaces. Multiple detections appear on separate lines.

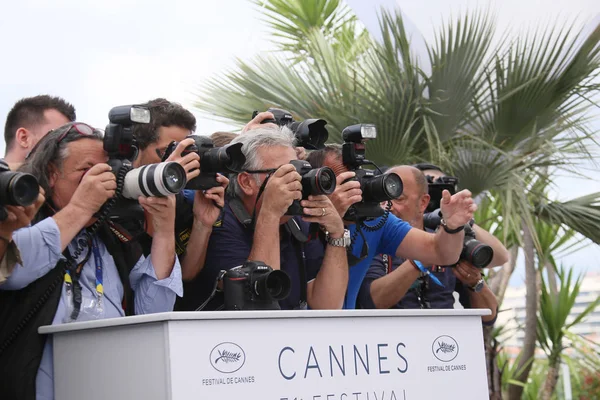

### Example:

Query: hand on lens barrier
xmin=301 ymin=195 xmax=345 ymax=238
xmin=452 ymin=260 xmax=483 ymax=287
xmin=165 ymin=138 xmax=201 ymax=181
xmin=329 ymin=171 xmax=362 ymax=219
xmin=260 ymin=164 xmax=302 ymax=218
xmin=69 ymin=164 xmax=117 ymax=216
xmin=242 ymin=112 xmax=278 ymax=133
xmin=440 ymin=189 xmax=477 ymax=230
xmin=0 ymin=187 xmax=45 ymax=239
xmin=139 ymin=195 xmax=176 ymax=233
xmin=193 ymin=174 xmax=229 ymax=228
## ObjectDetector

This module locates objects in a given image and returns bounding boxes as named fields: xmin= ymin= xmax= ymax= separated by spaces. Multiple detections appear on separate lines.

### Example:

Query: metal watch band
xmin=326 ymin=229 xmax=351 ymax=247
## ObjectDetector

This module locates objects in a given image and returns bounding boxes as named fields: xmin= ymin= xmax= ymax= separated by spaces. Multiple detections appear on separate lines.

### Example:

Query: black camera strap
xmin=286 ymin=219 xmax=308 ymax=310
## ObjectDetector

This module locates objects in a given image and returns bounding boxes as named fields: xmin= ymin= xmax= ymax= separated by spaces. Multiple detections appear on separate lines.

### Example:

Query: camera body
xmin=423 ymin=209 xmax=494 ymax=268
xmin=341 ymin=124 xmax=403 ymax=220
xmin=252 ymin=108 xmax=328 ymax=150
xmin=425 ymin=175 xmax=459 ymax=213
xmin=0 ymin=160 xmax=40 ymax=221
xmin=223 ymin=261 xmax=292 ymax=310
xmin=285 ymin=160 xmax=336 ymax=215
xmin=162 ymin=135 xmax=245 ymax=191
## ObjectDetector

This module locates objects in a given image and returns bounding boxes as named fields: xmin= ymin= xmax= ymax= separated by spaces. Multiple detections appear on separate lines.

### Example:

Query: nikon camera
xmin=223 ymin=261 xmax=292 ymax=310
xmin=342 ymin=124 xmax=403 ymax=220
xmin=161 ymin=135 xmax=245 ymax=191
xmin=423 ymin=209 xmax=494 ymax=268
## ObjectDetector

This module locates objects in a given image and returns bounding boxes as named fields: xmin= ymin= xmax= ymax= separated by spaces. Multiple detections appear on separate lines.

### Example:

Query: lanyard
xmin=64 ymin=234 xmax=103 ymax=321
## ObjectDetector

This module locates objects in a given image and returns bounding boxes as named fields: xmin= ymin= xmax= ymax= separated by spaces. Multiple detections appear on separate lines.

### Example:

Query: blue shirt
xmin=177 ymin=199 xmax=325 ymax=311
xmin=344 ymin=214 xmax=412 ymax=309
xmin=1 ymin=217 xmax=183 ymax=400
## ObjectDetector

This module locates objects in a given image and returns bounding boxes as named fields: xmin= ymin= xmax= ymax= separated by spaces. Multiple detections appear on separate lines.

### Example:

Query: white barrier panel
xmin=40 ymin=309 xmax=490 ymax=400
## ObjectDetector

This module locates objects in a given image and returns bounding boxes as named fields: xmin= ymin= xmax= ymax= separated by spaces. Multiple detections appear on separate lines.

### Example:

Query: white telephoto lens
xmin=121 ymin=162 xmax=186 ymax=199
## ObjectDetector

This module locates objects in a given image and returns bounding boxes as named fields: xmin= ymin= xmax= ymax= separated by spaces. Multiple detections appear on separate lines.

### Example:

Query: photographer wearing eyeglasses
xmin=0 ymin=123 xmax=182 ymax=400
xmin=130 ymin=98 xmax=228 ymax=282
xmin=177 ymin=126 xmax=349 ymax=311
xmin=357 ymin=165 xmax=506 ymax=324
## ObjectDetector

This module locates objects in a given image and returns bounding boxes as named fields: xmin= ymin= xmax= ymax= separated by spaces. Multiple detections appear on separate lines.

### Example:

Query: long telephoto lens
xmin=0 ymin=171 xmax=40 ymax=207
xmin=462 ymin=239 xmax=494 ymax=268
xmin=254 ymin=270 xmax=292 ymax=301
xmin=199 ymin=142 xmax=245 ymax=173
xmin=121 ymin=161 xmax=187 ymax=199
xmin=362 ymin=172 xmax=403 ymax=203
xmin=302 ymin=166 xmax=336 ymax=196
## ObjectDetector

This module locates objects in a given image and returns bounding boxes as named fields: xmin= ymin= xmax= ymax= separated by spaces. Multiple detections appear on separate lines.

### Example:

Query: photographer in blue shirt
xmin=307 ymin=146 xmax=478 ymax=309
xmin=358 ymin=165 xmax=506 ymax=324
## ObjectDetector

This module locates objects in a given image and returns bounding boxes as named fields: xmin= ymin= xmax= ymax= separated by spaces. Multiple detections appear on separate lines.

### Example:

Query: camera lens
xmin=462 ymin=239 xmax=494 ymax=268
xmin=163 ymin=162 xmax=186 ymax=193
xmin=255 ymin=270 xmax=291 ymax=301
xmin=302 ymin=166 xmax=337 ymax=196
xmin=362 ymin=172 xmax=403 ymax=203
xmin=291 ymin=119 xmax=328 ymax=150
xmin=122 ymin=161 xmax=187 ymax=199
xmin=0 ymin=172 xmax=40 ymax=207
xmin=199 ymin=142 xmax=246 ymax=174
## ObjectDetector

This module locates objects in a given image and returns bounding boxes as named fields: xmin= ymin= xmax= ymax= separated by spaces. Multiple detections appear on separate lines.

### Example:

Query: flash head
xmin=342 ymin=124 xmax=377 ymax=143
xmin=108 ymin=105 xmax=151 ymax=125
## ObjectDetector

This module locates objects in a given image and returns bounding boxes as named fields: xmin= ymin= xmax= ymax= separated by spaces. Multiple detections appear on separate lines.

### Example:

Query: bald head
xmin=388 ymin=165 xmax=428 ymax=197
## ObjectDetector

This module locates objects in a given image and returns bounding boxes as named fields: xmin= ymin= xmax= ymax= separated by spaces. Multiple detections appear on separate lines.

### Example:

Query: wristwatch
xmin=440 ymin=218 xmax=465 ymax=234
xmin=469 ymin=278 xmax=485 ymax=293
xmin=326 ymin=229 xmax=351 ymax=248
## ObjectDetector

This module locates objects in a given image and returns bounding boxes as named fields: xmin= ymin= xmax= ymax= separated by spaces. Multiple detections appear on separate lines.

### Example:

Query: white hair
xmin=229 ymin=126 xmax=296 ymax=197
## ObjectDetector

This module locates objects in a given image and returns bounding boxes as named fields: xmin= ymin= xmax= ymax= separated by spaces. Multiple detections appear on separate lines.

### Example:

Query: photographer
xmin=178 ymin=126 xmax=349 ymax=311
xmin=0 ymin=123 xmax=182 ymax=400
xmin=307 ymin=146 xmax=477 ymax=309
xmin=4 ymin=95 xmax=76 ymax=169
xmin=130 ymin=98 xmax=228 ymax=281
xmin=357 ymin=166 xmax=506 ymax=323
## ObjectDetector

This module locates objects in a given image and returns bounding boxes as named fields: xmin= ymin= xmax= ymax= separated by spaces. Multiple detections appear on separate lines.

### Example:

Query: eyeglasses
xmin=55 ymin=123 xmax=97 ymax=143
xmin=245 ymin=168 xmax=278 ymax=175
xmin=26 ymin=122 xmax=99 ymax=160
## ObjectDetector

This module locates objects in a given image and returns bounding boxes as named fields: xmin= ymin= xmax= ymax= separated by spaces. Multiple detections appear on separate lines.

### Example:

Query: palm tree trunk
xmin=540 ymin=352 xmax=561 ymax=400
xmin=545 ymin=260 xmax=558 ymax=296
xmin=508 ymin=220 xmax=538 ymax=400
xmin=490 ymin=246 xmax=519 ymax=306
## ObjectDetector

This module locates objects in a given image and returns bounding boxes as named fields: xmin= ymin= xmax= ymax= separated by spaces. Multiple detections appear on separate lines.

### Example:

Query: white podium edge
xmin=39 ymin=309 xmax=491 ymax=334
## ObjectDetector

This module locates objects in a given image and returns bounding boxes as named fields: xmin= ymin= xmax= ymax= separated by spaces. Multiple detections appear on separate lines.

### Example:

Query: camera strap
xmin=286 ymin=219 xmax=308 ymax=310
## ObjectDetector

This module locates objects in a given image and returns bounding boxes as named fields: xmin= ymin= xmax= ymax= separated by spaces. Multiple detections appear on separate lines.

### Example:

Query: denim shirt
xmin=1 ymin=217 xmax=183 ymax=400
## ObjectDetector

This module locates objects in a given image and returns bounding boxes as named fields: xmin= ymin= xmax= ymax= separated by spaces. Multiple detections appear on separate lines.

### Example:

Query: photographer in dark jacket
xmin=130 ymin=98 xmax=228 ymax=281
xmin=357 ymin=165 xmax=506 ymax=323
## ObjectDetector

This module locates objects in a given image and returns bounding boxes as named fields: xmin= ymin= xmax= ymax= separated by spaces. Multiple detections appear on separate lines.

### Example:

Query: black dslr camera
xmin=286 ymin=160 xmax=336 ymax=215
xmin=341 ymin=124 xmax=403 ymax=220
xmin=161 ymin=135 xmax=245 ymax=190
xmin=223 ymin=261 xmax=292 ymax=310
xmin=426 ymin=175 xmax=459 ymax=213
xmin=0 ymin=160 xmax=40 ymax=221
xmin=252 ymin=108 xmax=328 ymax=149
xmin=423 ymin=210 xmax=494 ymax=268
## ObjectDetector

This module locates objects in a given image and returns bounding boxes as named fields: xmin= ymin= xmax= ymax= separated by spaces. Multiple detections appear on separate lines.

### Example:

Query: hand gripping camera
xmin=252 ymin=108 xmax=328 ymax=150
xmin=423 ymin=209 xmax=494 ymax=268
xmin=223 ymin=261 xmax=292 ymax=310
xmin=341 ymin=124 xmax=403 ymax=220
xmin=161 ymin=135 xmax=245 ymax=191
xmin=285 ymin=160 xmax=336 ymax=215
xmin=0 ymin=160 xmax=40 ymax=221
